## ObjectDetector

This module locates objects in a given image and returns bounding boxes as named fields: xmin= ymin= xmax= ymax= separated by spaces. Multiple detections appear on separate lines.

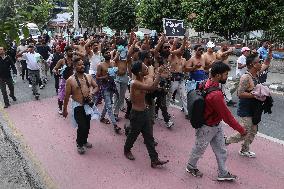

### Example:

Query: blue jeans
xmin=101 ymin=90 xmax=117 ymax=125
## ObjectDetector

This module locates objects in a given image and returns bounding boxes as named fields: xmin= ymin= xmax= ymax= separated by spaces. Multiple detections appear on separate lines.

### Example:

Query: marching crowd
xmin=0 ymin=31 xmax=273 ymax=181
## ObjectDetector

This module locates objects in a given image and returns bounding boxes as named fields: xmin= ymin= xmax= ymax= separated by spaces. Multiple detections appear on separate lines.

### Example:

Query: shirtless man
xmin=96 ymin=49 xmax=121 ymax=133
xmin=63 ymin=56 xmax=99 ymax=154
xmin=85 ymin=39 xmax=104 ymax=104
xmin=53 ymin=46 xmax=74 ymax=114
xmin=203 ymin=41 xmax=217 ymax=78
xmin=124 ymin=60 xmax=169 ymax=168
xmin=113 ymin=38 xmax=129 ymax=120
xmin=73 ymin=38 xmax=86 ymax=57
xmin=185 ymin=45 xmax=206 ymax=83
xmin=216 ymin=41 xmax=233 ymax=64
xmin=216 ymin=41 xmax=236 ymax=106
xmin=167 ymin=37 xmax=188 ymax=116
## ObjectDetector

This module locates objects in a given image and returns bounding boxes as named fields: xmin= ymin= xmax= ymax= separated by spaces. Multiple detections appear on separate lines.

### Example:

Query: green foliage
xmin=18 ymin=0 xmax=54 ymax=28
xmin=104 ymin=0 xmax=137 ymax=32
xmin=138 ymin=0 xmax=186 ymax=32
xmin=182 ymin=0 xmax=284 ymax=40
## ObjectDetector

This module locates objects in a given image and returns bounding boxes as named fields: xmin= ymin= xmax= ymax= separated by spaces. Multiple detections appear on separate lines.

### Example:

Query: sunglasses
xmin=163 ymin=46 xmax=170 ymax=49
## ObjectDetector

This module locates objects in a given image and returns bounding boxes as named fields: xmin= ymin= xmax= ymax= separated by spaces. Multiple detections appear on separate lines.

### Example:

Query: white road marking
xmin=169 ymin=104 xmax=284 ymax=145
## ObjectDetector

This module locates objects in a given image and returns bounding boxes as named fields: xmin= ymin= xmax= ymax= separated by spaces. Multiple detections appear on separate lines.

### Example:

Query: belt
xmin=206 ymin=122 xmax=220 ymax=127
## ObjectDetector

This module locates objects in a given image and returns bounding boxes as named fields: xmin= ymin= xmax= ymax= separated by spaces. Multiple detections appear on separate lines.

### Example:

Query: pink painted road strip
xmin=5 ymin=97 xmax=284 ymax=189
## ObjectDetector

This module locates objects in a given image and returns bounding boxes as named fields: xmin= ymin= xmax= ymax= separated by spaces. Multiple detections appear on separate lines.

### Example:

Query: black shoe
xmin=124 ymin=123 xmax=130 ymax=136
xmin=34 ymin=93 xmax=40 ymax=100
xmin=4 ymin=104 xmax=10 ymax=108
xmin=151 ymin=159 xmax=169 ymax=168
xmin=124 ymin=150 xmax=135 ymax=160
xmin=9 ymin=95 xmax=17 ymax=101
xmin=114 ymin=125 xmax=121 ymax=134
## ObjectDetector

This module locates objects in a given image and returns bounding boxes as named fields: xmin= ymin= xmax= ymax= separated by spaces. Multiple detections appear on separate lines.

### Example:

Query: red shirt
xmin=204 ymin=79 xmax=245 ymax=135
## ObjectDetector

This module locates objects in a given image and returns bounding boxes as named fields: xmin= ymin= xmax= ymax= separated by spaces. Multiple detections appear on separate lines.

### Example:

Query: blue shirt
xmin=257 ymin=46 xmax=268 ymax=60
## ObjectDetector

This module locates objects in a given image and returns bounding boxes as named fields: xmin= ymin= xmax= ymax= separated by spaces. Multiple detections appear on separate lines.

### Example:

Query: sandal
xmin=100 ymin=118 xmax=111 ymax=124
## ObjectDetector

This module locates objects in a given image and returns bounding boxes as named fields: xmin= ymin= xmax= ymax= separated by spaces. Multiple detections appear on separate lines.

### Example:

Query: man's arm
xmin=237 ymin=75 xmax=254 ymax=99
xmin=52 ymin=59 xmax=64 ymax=74
xmin=63 ymin=78 xmax=72 ymax=118
xmin=133 ymin=73 xmax=161 ymax=91
xmin=9 ymin=57 xmax=17 ymax=75
xmin=184 ymin=58 xmax=200 ymax=72
xmin=211 ymin=93 xmax=246 ymax=135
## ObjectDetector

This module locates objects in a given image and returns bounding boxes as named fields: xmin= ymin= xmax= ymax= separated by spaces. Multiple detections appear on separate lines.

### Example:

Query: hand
xmin=63 ymin=109 xmax=68 ymax=118
xmin=241 ymin=129 xmax=247 ymax=136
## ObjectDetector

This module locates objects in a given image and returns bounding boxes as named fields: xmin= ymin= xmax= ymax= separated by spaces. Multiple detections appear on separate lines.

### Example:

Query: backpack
xmin=187 ymin=82 xmax=220 ymax=129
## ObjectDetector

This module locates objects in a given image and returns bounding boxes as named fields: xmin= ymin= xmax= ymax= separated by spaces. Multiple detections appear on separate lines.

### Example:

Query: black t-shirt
xmin=36 ymin=45 xmax=51 ymax=60
xmin=0 ymin=56 xmax=17 ymax=79
xmin=51 ymin=52 xmax=64 ymax=68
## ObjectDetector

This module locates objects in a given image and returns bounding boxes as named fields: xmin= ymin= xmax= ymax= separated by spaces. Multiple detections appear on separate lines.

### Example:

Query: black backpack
xmin=187 ymin=83 xmax=220 ymax=129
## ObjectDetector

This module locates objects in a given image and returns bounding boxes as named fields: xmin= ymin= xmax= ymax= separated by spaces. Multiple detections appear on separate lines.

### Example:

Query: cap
xmin=241 ymin=47 xmax=250 ymax=52
xmin=206 ymin=41 xmax=215 ymax=48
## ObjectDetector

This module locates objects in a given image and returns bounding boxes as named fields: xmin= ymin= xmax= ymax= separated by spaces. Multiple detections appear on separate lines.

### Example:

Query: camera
xmin=83 ymin=96 xmax=94 ymax=107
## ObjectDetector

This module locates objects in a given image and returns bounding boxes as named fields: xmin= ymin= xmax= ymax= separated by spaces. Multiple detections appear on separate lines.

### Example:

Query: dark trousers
xmin=20 ymin=60 xmax=29 ymax=80
xmin=0 ymin=78 xmax=14 ymax=105
xmin=124 ymin=109 xmax=158 ymax=161
xmin=155 ymin=90 xmax=170 ymax=123
xmin=74 ymin=106 xmax=91 ymax=147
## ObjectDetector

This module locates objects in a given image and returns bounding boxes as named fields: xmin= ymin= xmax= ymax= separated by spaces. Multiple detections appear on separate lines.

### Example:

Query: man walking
xmin=186 ymin=61 xmax=246 ymax=181
xmin=18 ymin=45 xmax=41 ymax=100
xmin=124 ymin=60 xmax=169 ymax=168
xmin=63 ymin=56 xmax=99 ymax=154
xmin=0 ymin=47 xmax=17 ymax=108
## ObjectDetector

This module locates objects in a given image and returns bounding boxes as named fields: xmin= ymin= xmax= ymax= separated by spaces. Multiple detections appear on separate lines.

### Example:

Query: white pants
xmin=170 ymin=80 xmax=188 ymax=115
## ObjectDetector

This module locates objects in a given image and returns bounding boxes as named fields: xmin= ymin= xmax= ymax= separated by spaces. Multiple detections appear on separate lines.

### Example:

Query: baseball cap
xmin=206 ymin=41 xmax=215 ymax=48
xmin=241 ymin=47 xmax=250 ymax=52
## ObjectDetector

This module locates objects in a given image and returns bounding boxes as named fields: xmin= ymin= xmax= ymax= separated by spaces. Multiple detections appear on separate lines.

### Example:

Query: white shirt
xmin=22 ymin=52 xmax=41 ymax=70
xmin=236 ymin=55 xmax=247 ymax=77
xmin=89 ymin=51 xmax=104 ymax=75
xmin=17 ymin=45 xmax=27 ymax=61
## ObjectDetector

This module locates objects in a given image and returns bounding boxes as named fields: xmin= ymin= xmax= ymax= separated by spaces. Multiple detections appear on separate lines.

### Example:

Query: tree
xmin=17 ymin=0 xmax=54 ymax=28
xmin=137 ymin=0 xmax=186 ymax=32
xmin=104 ymin=0 xmax=137 ymax=32
xmin=182 ymin=0 xmax=284 ymax=40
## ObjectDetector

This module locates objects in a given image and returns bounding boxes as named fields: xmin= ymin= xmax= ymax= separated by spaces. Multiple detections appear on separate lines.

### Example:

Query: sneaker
xmin=58 ymin=109 xmax=63 ymax=115
xmin=39 ymin=85 xmax=45 ymax=89
xmin=217 ymin=172 xmax=237 ymax=181
xmin=77 ymin=146 xmax=86 ymax=155
xmin=186 ymin=166 xmax=203 ymax=177
xmin=9 ymin=95 xmax=17 ymax=101
xmin=165 ymin=120 xmax=174 ymax=128
xmin=83 ymin=142 xmax=93 ymax=149
xmin=29 ymin=84 xmax=32 ymax=88
xmin=239 ymin=150 xmax=256 ymax=158
xmin=34 ymin=93 xmax=40 ymax=100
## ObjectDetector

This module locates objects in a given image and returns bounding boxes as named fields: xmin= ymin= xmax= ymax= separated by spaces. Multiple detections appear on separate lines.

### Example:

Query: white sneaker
xmin=165 ymin=120 xmax=174 ymax=128
xmin=29 ymin=84 xmax=32 ymax=88
xmin=239 ymin=150 xmax=256 ymax=158
xmin=58 ymin=109 xmax=63 ymax=115
xmin=39 ymin=85 xmax=45 ymax=89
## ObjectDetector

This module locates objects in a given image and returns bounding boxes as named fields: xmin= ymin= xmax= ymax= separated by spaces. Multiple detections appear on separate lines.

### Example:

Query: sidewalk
xmin=1 ymin=97 xmax=284 ymax=189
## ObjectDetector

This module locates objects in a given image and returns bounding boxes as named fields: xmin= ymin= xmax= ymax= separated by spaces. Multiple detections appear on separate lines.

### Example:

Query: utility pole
xmin=74 ymin=0 xmax=79 ymax=33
